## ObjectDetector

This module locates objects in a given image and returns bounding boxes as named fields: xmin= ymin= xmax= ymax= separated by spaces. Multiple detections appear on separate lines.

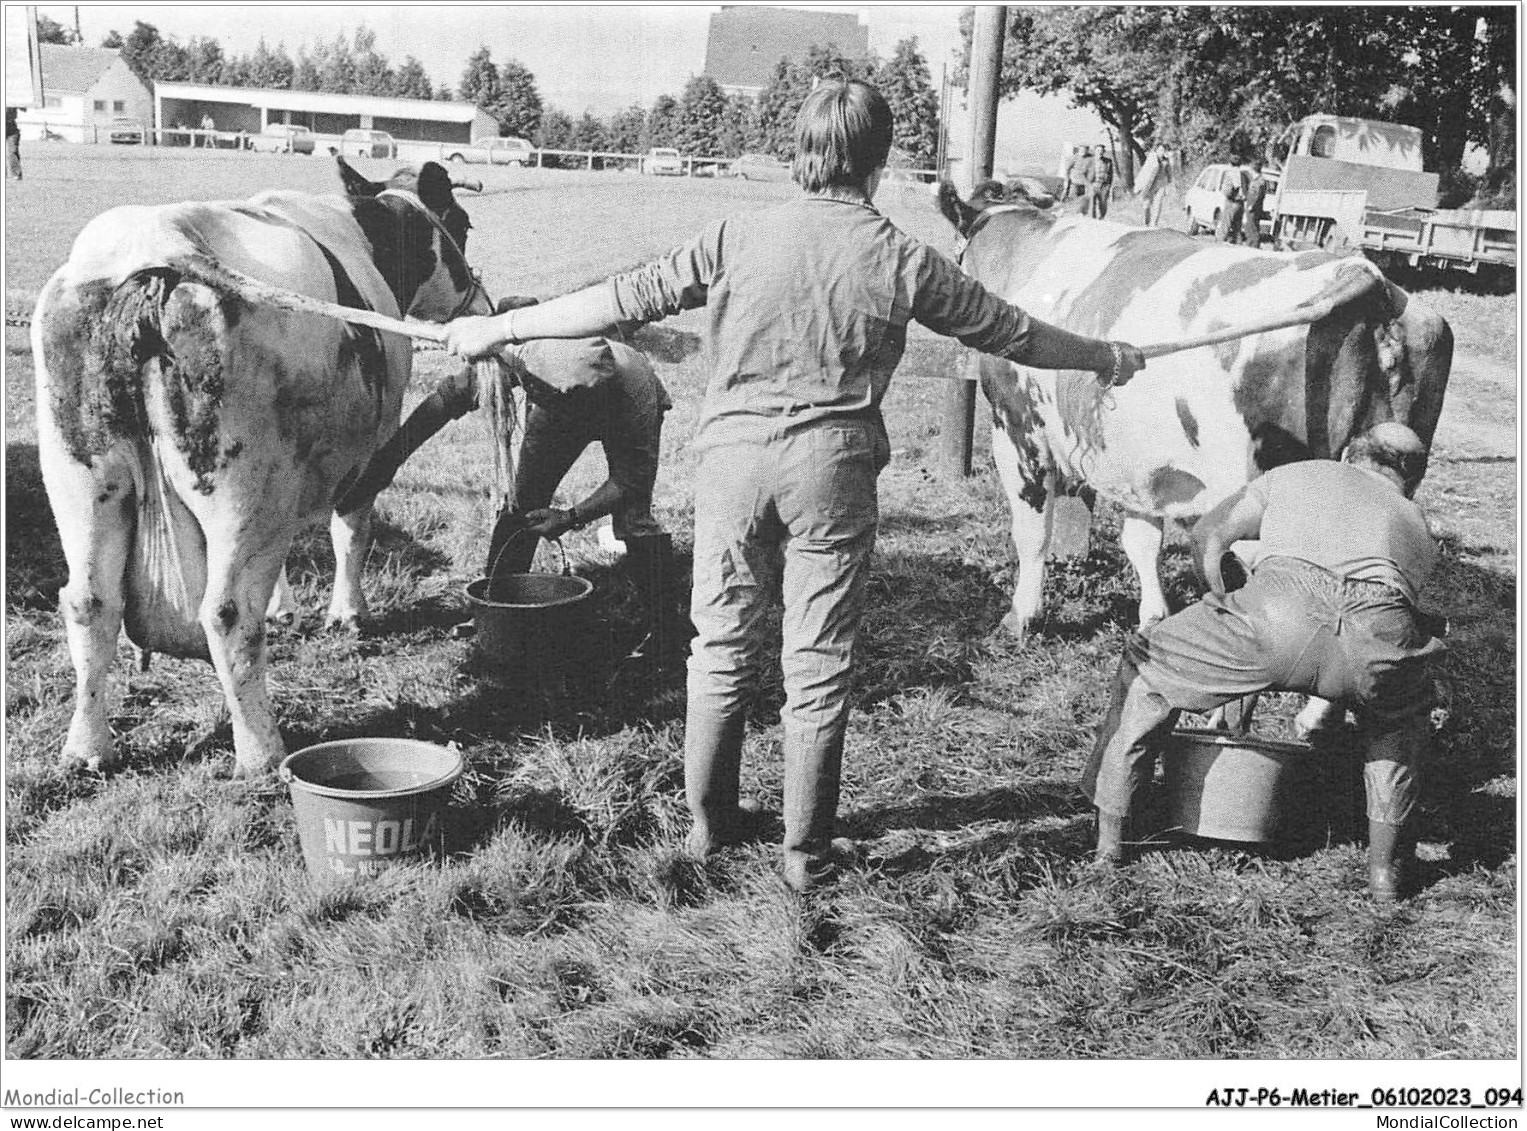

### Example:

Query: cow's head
xmin=936 ymin=178 xmax=1053 ymax=241
xmin=335 ymin=154 xmax=474 ymax=254
xmin=337 ymin=157 xmax=493 ymax=323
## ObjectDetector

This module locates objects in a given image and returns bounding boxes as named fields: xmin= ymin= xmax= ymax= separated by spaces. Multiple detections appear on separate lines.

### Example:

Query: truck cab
xmin=1267 ymin=115 xmax=1439 ymax=251
xmin=1265 ymin=114 xmax=1513 ymax=279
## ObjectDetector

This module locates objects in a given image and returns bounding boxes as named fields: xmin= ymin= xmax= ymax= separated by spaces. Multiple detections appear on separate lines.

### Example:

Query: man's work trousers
xmin=685 ymin=422 xmax=879 ymax=876
xmin=488 ymin=403 xmax=662 ymax=575
xmin=1082 ymin=557 xmax=1444 ymax=827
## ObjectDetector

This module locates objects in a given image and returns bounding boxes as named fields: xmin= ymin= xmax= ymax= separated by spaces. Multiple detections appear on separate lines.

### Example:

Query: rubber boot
xmin=1367 ymin=819 xmax=1416 ymax=902
xmin=684 ymin=711 xmax=749 ymax=858
xmin=1095 ymin=810 xmax=1132 ymax=866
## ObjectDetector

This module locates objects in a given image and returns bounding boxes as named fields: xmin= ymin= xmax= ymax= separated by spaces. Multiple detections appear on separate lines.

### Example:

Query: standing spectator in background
xmin=1073 ymin=145 xmax=1098 ymax=215
xmin=1090 ymin=148 xmax=1115 ymax=218
xmin=1215 ymin=167 xmax=1246 ymax=243
xmin=1135 ymin=143 xmax=1173 ymax=226
xmin=200 ymin=113 xmax=215 ymax=148
xmin=6 ymin=108 xmax=22 ymax=180
xmin=1242 ymin=165 xmax=1273 ymax=249
xmin=1065 ymin=145 xmax=1094 ymax=210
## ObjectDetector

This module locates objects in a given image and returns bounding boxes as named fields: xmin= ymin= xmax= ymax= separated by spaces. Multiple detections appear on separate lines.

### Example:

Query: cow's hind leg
xmin=326 ymin=505 xmax=373 ymax=632
xmin=1120 ymin=514 xmax=1169 ymax=629
xmin=42 ymin=446 xmax=134 ymax=771
xmin=266 ymin=565 xmax=299 ymax=628
xmin=991 ymin=424 xmax=1052 ymax=640
xmin=200 ymin=542 xmax=290 ymax=776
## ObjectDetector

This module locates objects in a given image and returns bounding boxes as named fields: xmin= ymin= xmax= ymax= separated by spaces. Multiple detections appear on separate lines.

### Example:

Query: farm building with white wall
xmin=153 ymin=82 xmax=499 ymax=145
xmin=16 ymin=44 xmax=153 ymax=143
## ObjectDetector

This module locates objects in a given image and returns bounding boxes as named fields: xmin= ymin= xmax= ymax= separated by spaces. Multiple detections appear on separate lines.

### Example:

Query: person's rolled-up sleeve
xmin=610 ymin=220 xmax=725 ymax=323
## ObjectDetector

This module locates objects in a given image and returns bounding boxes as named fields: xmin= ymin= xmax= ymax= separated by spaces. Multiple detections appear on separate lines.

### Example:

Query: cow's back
xmin=967 ymin=210 xmax=1450 ymax=520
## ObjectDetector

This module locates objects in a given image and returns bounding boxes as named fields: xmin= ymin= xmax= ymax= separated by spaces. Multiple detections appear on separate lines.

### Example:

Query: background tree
xmin=607 ymin=104 xmax=647 ymax=154
xmin=35 ymin=14 xmax=71 ymax=45
xmin=967 ymin=5 xmax=1517 ymax=199
xmin=459 ymin=46 xmax=500 ymax=107
xmin=678 ymin=74 xmax=729 ymax=156
xmin=291 ymin=48 xmax=321 ymax=92
xmin=495 ymin=60 xmax=544 ymax=138
xmin=393 ymin=57 xmax=434 ymax=101
xmin=645 ymin=94 xmax=681 ymax=149
xmin=234 ymin=39 xmax=295 ymax=89
xmin=570 ymin=110 xmax=608 ymax=152
xmin=754 ymin=43 xmax=877 ymax=160
xmin=876 ymin=37 xmax=939 ymax=168
xmin=315 ymin=31 xmax=357 ymax=94
xmin=350 ymin=27 xmax=395 ymax=97
xmin=184 ymin=36 xmax=225 ymax=85
xmin=719 ymin=92 xmax=758 ymax=157
xmin=535 ymin=107 xmax=575 ymax=165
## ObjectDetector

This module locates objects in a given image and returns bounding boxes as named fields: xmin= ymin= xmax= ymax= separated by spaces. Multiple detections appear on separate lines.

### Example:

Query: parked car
xmin=107 ymin=117 xmax=145 ymax=145
xmin=729 ymin=152 xmax=789 ymax=182
xmin=1184 ymin=163 xmax=1252 ymax=235
xmin=341 ymin=129 xmax=397 ymax=160
xmin=248 ymin=123 xmax=315 ymax=155
xmin=642 ymin=147 xmax=684 ymax=176
xmin=443 ymin=135 xmax=536 ymax=166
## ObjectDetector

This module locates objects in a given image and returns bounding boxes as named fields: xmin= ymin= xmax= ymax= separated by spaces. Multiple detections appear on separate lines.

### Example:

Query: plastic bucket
xmin=465 ymin=536 xmax=594 ymax=689
xmin=1161 ymin=728 xmax=1316 ymax=843
xmin=279 ymin=738 xmax=465 ymax=885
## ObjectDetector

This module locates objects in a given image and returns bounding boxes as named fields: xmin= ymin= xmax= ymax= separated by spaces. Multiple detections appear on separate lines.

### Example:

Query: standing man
xmin=1242 ymin=165 xmax=1273 ymax=249
xmin=1082 ymin=424 xmax=1445 ymax=901
xmin=1216 ymin=168 xmax=1247 ymax=243
xmin=1089 ymin=147 xmax=1115 ymax=219
xmin=1066 ymin=145 xmax=1094 ymax=212
xmin=1135 ymin=143 xmax=1172 ymax=226
xmin=444 ymin=81 xmax=1147 ymax=893
xmin=6 ymin=108 xmax=21 ymax=180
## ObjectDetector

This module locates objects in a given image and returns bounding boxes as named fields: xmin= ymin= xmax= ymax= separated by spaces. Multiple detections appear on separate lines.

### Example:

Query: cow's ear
xmin=416 ymin=162 xmax=456 ymax=216
xmin=336 ymin=155 xmax=383 ymax=198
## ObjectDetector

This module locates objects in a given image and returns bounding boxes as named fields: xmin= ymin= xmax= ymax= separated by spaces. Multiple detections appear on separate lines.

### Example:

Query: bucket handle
xmin=486 ymin=524 xmax=571 ymax=582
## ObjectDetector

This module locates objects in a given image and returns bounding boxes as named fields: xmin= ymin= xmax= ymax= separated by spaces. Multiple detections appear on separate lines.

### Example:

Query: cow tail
xmin=101 ymin=267 xmax=212 ymax=659
xmin=103 ymin=266 xmax=181 ymax=379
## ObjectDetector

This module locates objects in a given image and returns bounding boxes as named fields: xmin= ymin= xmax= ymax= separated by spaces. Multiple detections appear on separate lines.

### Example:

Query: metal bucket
xmin=1161 ymin=728 xmax=1317 ymax=843
xmin=464 ymin=536 xmax=593 ymax=689
xmin=279 ymin=738 xmax=465 ymax=885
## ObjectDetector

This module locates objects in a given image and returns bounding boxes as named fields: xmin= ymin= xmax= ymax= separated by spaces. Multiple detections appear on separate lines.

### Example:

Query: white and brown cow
xmin=937 ymin=181 xmax=1452 ymax=646
xmin=33 ymin=160 xmax=490 ymax=776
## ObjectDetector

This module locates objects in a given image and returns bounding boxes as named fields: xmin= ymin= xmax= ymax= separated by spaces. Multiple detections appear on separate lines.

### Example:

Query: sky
xmin=34 ymin=3 xmax=1104 ymax=170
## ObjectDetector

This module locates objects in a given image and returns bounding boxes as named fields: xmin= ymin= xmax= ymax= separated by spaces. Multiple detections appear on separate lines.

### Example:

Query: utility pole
xmin=939 ymin=5 xmax=1006 ymax=477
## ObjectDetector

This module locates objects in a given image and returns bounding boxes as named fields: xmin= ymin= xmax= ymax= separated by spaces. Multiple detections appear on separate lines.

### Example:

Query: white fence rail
xmin=19 ymin=125 xmax=942 ymax=182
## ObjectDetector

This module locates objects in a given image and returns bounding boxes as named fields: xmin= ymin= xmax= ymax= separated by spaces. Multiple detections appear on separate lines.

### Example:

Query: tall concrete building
xmin=704 ymin=6 xmax=870 ymax=98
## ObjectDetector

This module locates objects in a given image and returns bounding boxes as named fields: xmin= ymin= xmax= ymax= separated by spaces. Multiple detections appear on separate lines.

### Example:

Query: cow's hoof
xmin=324 ymin=613 xmax=363 ymax=635
xmin=61 ymin=746 xmax=115 ymax=775
xmin=996 ymin=610 xmax=1032 ymax=643
xmin=266 ymin=610 xmax=299 ymax=632
xmin=231 ymin=757 xmax=278 ymax=779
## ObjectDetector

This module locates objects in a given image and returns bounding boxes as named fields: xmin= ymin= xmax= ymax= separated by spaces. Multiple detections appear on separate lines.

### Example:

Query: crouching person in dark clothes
xmin=1081 ymin=423 xmax=1445 ymax=901
xmin=341 ymin=309 xmax=672 ymax=600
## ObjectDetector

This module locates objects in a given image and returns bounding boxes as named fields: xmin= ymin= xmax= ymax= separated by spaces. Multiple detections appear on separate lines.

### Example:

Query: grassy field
xmin=2 ymin=145 xmax=1517 ymax=1068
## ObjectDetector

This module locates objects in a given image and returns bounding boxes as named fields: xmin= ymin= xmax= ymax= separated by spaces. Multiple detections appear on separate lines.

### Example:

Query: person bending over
xmin=1082 ymin=424 xmax=1445 ymax=901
